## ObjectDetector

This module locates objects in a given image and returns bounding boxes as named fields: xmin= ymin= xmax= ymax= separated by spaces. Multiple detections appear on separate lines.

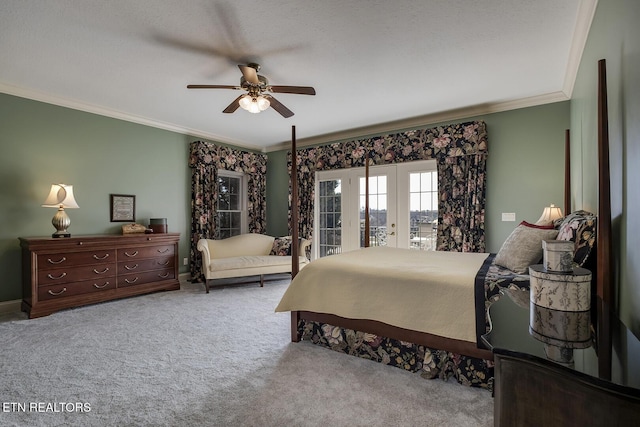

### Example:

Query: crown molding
xmin=2 ymin=81 xmax=569 ymax=154
xmin=264 ymin=91 xmax=570 ymax=152
xmin=0 ymin=82 xmax=264 ymax=152
xmin=562 ymin=0 xmax=598 ymax=98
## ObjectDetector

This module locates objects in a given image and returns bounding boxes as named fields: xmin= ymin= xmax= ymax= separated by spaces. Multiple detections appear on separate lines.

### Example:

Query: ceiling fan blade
xmin=265 ymin=95 xmax=294 ymax=118
xmin=269 ymin=85 xmax=316 ymax=95
xmin=238 ymin=65 xmax=260 ymax=84
xmin=187 ymin=85 xmax=241 ymax=90
xmin=223 ymin=95 xmax=244 ymax=113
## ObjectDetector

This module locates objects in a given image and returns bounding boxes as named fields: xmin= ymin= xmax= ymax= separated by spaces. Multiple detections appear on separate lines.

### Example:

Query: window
xmin=217 ymin=170 xmax=247 ymax=239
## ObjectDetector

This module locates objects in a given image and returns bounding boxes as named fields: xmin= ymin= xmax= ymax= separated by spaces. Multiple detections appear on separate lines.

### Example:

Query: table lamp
xmin=535 ymin=203 xmax=563 ymax=225
xmin=42 ymin=184 xmax=79 ymax=238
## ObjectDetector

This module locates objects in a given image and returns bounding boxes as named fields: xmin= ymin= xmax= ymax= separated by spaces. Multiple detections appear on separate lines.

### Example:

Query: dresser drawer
xmin=38 ymin=278 xmax=117 ymax=301
xmin=118 ymin=268 xmax=175 ymax=288
xmin=37 ymin=263 xmax=117 ymax=286
xmin=117 ymin=256 xmax=175 ymax=275
xmin=37 ymin=250 xmax=115 ymax=268
xmin=117 ymin=244 xmax=175 ymax=260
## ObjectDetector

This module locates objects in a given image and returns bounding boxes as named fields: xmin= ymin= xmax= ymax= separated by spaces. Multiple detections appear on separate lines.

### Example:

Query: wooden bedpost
xmin=597 ymin=58 xmax=613 ymax=380
xmin=564 ymin=129 xmax=571 ymax=216
xmin=290 ymin=125 xmax=301 ymax=342
xmin=291 ymin=125 xmax=299 ymax=279
xmin=364 ymin=152 xmax=370 ymax=248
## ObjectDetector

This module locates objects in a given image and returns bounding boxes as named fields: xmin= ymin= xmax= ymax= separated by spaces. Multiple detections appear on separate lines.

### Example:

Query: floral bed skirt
xmin=299 ymin=319 xmax=494 ymax=392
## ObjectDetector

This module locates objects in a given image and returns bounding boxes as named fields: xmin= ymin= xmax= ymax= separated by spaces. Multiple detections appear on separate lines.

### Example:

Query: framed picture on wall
xmin=110 ymin=194 xmax=136 ymax=222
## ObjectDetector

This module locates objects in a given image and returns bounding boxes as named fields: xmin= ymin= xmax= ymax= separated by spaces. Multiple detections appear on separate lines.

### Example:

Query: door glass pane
xmin=409 ymin=171 xmax=438 ymax=250
xmin=318 ymin=179 xmax=342 ymax=257
xmin=360 ymin=175 xmax=388 ymax=247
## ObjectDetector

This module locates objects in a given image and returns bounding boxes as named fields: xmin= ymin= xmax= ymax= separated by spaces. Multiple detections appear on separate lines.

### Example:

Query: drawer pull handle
xmin=47 ymin=257 xmax=66 ymax=264
xmin=48 ymin=287 xmax=67 ymax=296
xmin=158 ymin=272 xmax=170 ymax=279
xmin=125 ymin=277 xmax=139 ymax=284
xmin=158 ymin=260 xmax=170 ymax=266
xmin=47 ymin=272 xmax=67 ymax=280
xmin=93 ymin=253 xmax=110 ymax=260
xmin=93 ymin=268 xmax=110 ymax=274
xmin=124 ymin=264 xmax=139 ymax=270
xmin=157 ymin=248 xmax=170 ymax=253
xmin=124 ymin=251 xmax=139 ymax=257
xmin=93 ymin=282 xmax=109 ymax=289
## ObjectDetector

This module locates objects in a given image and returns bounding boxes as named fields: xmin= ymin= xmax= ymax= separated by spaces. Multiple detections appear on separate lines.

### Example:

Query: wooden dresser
xmin=20 ymin=233 xmax=181 ymax=318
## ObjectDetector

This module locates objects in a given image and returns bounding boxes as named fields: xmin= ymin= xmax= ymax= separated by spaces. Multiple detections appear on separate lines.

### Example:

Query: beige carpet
xmin=0 ymin=278 xmax=493 ymax=426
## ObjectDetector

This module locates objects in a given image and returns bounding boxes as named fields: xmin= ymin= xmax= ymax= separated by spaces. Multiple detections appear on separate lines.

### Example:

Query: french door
xmin=314 ymin=160 xmax=437 ymax=258
xmin=358 ymin=165 xmax=397 ymax=248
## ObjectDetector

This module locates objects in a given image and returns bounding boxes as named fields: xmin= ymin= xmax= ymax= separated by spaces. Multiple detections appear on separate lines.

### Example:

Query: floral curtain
xmin=188 ymin=140 xmax=267 ymax=281
xmin=288 ymin=121 xmax=488 ymax=252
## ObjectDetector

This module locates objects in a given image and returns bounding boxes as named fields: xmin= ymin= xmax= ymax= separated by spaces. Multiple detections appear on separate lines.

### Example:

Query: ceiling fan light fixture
xmin=188 ymin=63 xmax=314 ymax=117
xmin=239 ymin=94 xmax=270 ymax=114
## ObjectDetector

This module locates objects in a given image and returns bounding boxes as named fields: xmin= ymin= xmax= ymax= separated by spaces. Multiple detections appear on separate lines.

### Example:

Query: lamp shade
xmin=42 ymin=184 xmax=79 ymax=209
xmin=535 ymin=203 xmax=562 ymax=226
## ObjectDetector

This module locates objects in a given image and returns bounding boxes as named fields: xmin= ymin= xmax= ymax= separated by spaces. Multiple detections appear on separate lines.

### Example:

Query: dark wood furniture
xmin=483 ymin=291 xmax=640 ymax=426
xmin=20 ymin=233 xmax=181 ymax=318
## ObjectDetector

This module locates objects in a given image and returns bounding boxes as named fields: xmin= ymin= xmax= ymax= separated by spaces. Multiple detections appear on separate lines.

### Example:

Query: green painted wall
xmin=0 ymin=89 xmax=572 ymax=305
xmin=0 ymin=93 xmax=194 ymax=302
xmin=265 ymin=150 xmax=289 ymax=238
xmin=266 ymin=101 xmax=571 ymax=254
xmin=570 ymin=0 xmax=640 ymax=336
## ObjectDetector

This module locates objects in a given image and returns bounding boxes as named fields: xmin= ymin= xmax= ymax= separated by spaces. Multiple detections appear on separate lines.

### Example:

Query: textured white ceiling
xmin=0 ymin=0 xmax=596 ymax=151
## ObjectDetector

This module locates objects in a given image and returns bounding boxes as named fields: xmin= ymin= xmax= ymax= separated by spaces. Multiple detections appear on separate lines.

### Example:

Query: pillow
xmin=494 ymin=221 xmax=559 ymax=274
xmin=270 ymin=236 xmax=293 ymax=256
xmin=555 ymin=210 xmax=597 ymax=267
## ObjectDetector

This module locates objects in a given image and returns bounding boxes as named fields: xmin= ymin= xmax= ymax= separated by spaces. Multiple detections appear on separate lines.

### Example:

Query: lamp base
xmin=52 ymin=232 xmax=71 ymax=238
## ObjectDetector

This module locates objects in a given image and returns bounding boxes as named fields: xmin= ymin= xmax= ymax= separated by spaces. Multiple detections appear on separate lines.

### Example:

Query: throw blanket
xmin=275 ymin=246 xmax=490 ymax=343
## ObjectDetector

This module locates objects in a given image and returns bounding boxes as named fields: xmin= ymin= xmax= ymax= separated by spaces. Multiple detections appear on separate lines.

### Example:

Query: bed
xmin=276 ymin=59 xmax=614 ymax=390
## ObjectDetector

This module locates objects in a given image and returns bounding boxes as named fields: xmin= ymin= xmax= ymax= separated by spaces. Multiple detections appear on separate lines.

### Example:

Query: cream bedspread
xmin=275 ymin=246 xmax=490 ymax=343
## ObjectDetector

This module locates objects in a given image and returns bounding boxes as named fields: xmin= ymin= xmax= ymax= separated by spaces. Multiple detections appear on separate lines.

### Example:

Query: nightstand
xmin=482 ymin=289 xmax=640 ymax=426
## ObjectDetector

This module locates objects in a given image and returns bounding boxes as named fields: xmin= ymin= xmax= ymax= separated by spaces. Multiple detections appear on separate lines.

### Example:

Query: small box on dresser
xmin=20 ymin=233 xmax=180 ymax=318
xmin=542 ymin=239 xmax=575 ymax=272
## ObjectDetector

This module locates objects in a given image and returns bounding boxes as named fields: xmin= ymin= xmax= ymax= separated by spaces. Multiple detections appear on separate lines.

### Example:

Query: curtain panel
xmin=287 ymin=121 xmax=488 ymax=253
xmin=188 ymin=140 xmax=268 ymax=281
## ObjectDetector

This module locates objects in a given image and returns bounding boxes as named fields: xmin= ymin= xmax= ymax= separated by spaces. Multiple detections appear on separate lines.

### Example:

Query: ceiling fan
xmin=187 ymin=63 xmax=316 ymax=118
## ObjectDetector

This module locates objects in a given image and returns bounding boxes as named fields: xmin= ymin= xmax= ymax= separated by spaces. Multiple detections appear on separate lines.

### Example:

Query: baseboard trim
xmin=0 ymin=299 xmax=22 ymax=315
